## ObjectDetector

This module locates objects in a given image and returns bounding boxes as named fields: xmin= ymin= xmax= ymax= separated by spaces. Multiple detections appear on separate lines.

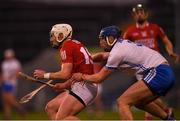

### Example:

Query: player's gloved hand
xmin=33 ymin=69 xmax=46 ymax=79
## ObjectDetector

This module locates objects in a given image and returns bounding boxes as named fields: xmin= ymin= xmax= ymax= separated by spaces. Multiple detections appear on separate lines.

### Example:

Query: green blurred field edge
xmin=0 ymin=109 xmax=180 ymax=120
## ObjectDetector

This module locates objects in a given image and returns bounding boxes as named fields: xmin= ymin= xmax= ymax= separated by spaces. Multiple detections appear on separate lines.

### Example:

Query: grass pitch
xmin=0 ymin=109 xmax=179 ymax=120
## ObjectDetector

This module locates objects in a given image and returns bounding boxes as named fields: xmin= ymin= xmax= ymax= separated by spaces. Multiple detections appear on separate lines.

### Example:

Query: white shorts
xmin=70 ymin=82 xmax=98 ymax=106
xmin=97 ymin=83 xmax=103 ymax=95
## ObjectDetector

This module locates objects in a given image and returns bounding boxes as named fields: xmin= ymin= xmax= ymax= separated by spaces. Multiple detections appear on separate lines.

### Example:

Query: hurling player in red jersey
xmin=33 ymin=24 xmax=98 ymax=120
xmin=123 ymin=4 xmax=179 ymax=63
xmin=123 ymin=4 xmax=179 ymax=120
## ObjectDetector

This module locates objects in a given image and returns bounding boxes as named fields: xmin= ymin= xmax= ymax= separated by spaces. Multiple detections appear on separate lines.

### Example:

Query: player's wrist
xmin=44 ymin=73 xmax=50 ymax=79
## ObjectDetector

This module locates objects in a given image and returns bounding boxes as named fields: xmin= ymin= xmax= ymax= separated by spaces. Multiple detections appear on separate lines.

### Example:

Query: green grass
xmin=0 ymin=109 xmax=180 ymax=120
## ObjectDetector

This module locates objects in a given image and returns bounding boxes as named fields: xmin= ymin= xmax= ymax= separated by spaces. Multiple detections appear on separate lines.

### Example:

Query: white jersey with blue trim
xmin=105 ymin=39 xmax=167 ymax=80
xmin=2 ymin=59 xmax=21 ymax=85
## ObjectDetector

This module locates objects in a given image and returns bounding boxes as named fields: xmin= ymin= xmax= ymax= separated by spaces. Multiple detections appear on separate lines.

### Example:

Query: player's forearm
xmin=46 ymin=71 xmax=71 ymax=80
xmin=81 ymin=67 xmax=111 ymax=83
xmin=54 ymin=79 xmax=72 ymax=91
xmin=92 ymin=52 xmax=109 ymax=62
xmin=163 ymin=36 xmax=174 ymax=55
xmin=165 ymin=40 xmax=174 ymax=55
xmin=82 ymin=73 xmax=105 ymax=83
xmin=60 ymin=80 xmax=72 ymax=88
xmin=92 ymin=53 xmax=104 ymax=62
xmin=166 ymin=45 xmax=174 ymax=56
xmin=64 ymin=79 xmax=72 ymax=88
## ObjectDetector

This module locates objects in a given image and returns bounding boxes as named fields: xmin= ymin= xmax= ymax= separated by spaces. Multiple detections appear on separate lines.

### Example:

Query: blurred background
xmin=0 ymin=0 xmax=180 ymax=119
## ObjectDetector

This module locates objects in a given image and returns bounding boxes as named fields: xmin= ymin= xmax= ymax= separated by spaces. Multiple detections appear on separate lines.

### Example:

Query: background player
xmin=1 ymin=49 xmax=25 ymax=119
xmin=123 ymin=4 xmax=179 ymax=63
xmin=33 ymin=23 xmax=98 ymax=120
xmin=123 ymin=4 xmax=179 ymax=120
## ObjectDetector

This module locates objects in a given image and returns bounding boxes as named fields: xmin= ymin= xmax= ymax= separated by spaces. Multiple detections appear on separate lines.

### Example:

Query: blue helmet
xmin=99 ymin=25 xmax=121 ymax=39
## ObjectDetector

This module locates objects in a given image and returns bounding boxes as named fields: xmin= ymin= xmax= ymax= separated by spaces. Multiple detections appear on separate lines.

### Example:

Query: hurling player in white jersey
xmin=1 ymin=49 xmax=25 ymax=119
xmin=70 ymin=26 xmax=175 ymax=120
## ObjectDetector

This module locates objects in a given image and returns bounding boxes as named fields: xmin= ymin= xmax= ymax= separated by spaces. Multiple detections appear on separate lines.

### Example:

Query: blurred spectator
xmin=0 ymin=70 xmax=2 ymax=111
xmin=1 ymin=49 xmax=25 ymax=119
xmin=123 ymin=3 xmax=179 ymax=120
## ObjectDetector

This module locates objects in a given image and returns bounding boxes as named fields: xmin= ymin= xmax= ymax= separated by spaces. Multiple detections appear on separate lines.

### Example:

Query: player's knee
xmin=45 ymin=102 xmax=54 ymax=113
xmin=117 ymin=97 xmax=126 ymax=107
xmin=45 ymin=104 xmax=50 ymax=113
xmin=117 ymin=97 xmax=131 ymax=108
xmin=55 ymin=108 xmax=76 ymax=120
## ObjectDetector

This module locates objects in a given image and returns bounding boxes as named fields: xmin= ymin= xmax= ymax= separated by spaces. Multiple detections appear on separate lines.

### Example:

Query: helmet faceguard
xmin=50 ymin=24 xmax=72 ymax=48
xmin=99 ymin=25 xmax=121 ymax=48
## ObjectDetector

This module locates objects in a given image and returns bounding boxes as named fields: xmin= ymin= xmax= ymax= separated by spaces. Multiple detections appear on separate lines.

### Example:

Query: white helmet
xmin=51 ymin=24 xmax=72 ymax=43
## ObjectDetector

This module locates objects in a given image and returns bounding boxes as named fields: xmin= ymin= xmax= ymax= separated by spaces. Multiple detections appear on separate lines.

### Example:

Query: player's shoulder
xmin=112 ymin=39 xmax=129 ymax=53
xmin=65 ymin=39 xmax=82 ymax=45
xmin=63 ymin=39 xmax=81 ymax=47
xmin=126 ymin=24 xmax=137 ymax=31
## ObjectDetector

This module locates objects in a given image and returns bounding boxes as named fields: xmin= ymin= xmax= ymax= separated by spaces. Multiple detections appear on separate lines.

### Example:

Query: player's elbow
xmin=96 ymin=79 xmax=103 ymax=83
xmin=59 ymin=71 xmax=72 ymax=80
xmin=62 ymin=73 xmax=71 ymax=80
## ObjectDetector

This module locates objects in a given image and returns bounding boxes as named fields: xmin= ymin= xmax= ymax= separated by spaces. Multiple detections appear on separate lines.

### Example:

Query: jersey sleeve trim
xmin=105 ymin=65 xmax=118 ymax=70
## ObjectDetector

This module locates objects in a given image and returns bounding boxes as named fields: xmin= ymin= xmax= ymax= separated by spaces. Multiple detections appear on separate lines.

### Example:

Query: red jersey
xmin=60 ymin=39 xmax=94 ymax=74
xmin=123 ymin=22 xmax=166 ymax=52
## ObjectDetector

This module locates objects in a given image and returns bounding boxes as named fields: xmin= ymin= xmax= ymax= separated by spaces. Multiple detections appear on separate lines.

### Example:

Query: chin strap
xmin=106 ymin=37 xmax=117 ymax=46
